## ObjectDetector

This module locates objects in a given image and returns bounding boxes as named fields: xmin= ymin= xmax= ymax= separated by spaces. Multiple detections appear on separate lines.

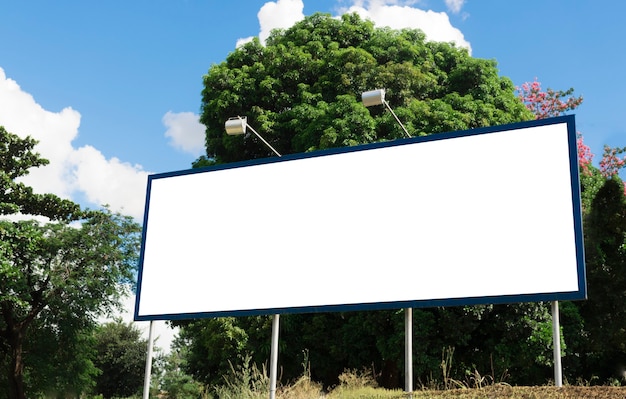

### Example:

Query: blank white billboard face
xmin=134 ymin=116 xmax=585 ymax=321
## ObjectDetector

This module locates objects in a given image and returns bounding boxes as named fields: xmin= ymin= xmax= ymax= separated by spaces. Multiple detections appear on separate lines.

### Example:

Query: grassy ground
xmin=408 ymin=385 xmax=626 ymax=399
xmin=277 ymin=384 xmax=626 ymax=399
xmin=145 ymin=362 xmax=626 ymax=399
xmin=217 ymin=368 xmax=626 ymax=399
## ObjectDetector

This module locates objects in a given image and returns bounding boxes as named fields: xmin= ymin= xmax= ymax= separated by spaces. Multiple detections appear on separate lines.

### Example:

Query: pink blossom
xmin=577 ymin=133 xmax=593 ymax=176
xmin=517 ymin=78 xmax=583 ymax=120
xmin=599 ymin=145 xmax=626 ymax=178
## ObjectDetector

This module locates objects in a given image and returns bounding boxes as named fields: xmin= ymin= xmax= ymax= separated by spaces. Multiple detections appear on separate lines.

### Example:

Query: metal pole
xmin=246 ymin=124 xmax=282 ymax=158
xmin=383 ymin=100 xmax=411 ymax=138
xmin=241 ymin=124 xmax=280 ymax=397
xmin=269 ymin=314 xmax=280 ymax=399
xmin=142 ymin=320 xmax=155 ymax=399
xmin=551 ymin=301 xmax=563 ymax=387
xmin=405 ymin=308 xmax=413 ymax=397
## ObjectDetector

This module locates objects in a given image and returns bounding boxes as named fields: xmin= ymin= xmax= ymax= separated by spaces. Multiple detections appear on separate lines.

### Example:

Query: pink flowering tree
xmin=599 ymin=145 xmax=626 ymax=178
xmin=517 ymin=78 xmax=583 ymax=120
xmin=577 ymin=133 xmax=594 ymax=176
xmin=518 ymin=79 xmax=626 ymax=181
xmin=518 ymin=78 xmax=591 ymax=170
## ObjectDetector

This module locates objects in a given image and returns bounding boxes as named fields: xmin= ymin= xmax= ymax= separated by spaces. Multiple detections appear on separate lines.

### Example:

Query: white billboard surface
xmin=134 ymin=116 xmax=585 ymax=321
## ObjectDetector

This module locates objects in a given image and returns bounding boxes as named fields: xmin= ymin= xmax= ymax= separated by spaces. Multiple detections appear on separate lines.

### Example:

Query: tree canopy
xmin=0 ymin=126 xmax=141 ymax=399
xmin=0 ymin=127 xmax=81 ymax=221
xmin=92 ymin=320 xmax=148 ymax=398
xmin=196 ymin=12 xmax=532 ymax=166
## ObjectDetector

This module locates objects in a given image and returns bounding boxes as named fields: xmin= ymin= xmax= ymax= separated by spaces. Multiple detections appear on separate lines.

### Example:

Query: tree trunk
xmin=6 ymin=327 xmax=26 ymax=399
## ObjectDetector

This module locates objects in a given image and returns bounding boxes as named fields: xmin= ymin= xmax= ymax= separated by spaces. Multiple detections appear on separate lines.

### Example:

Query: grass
xmin=410 ymin=385 xmax=626 ymax=399
xmin=89 ymin=351 xmax=626 ymax=398
xmin=195 ymin=359 xmax=626 ymax=399
xmin=87 ymin=376 xmax=626 ymax=399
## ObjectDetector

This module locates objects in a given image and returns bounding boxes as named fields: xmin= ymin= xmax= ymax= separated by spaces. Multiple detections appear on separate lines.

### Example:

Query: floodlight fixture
xmin=362 ymin=89 xmax=411 ymax=138
xmin=362 ymin=88 xmax=386 ymax=107
xmin=225 ymin=116 xmax=282 ymax=157
xmin=225 ymin=116 xmax=247 ymax=135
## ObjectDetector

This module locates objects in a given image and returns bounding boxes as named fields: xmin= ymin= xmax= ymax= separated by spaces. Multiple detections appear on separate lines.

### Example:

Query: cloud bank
xmin=341 ymin=0 xmax=471 ymax=52
xmin=239 ymin=0 xmax=470 ymax=52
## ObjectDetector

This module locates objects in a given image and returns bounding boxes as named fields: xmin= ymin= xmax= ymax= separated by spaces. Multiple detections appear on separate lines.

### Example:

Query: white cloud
xmin=0 ymin=67 xmax=149 ymax=220
xmin=0 ymin=70 xmax=80 ymax=199
xmin=234 ymin=0 xmax=306 ymax=46
xmin=342 ymin=0 xmax=471 ymax=52
xmin=253 ymin=0 xmax=306 ymax=44
xmin=244 ymin=0 xmax=470 ymax=52
xmin=444 ymin=0 xmax=465 ymax=14
xmin=69 ymin=146 xmax=148 ymax=217
xmin=163 ymin=111 xmax=206 ymax=156
xmin=236 ymin=36 xmax=255 ymax=48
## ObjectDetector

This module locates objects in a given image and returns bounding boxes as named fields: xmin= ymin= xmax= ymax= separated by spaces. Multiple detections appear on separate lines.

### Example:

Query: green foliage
xmin=580 ymin=165 xmax=607 ymax=214
xmin=92 ymin=320 xmax=147 ymax=398
xmin=0 ymin=126 xmax=142 ymax=399
xmin=5 ymin=323 xmax=100 ymax=398
xmin=199 ymin=12 xmax=531 ymax=164
xmin=173 ymin=317 xmax=255 ymax=386
xmin=159 ymin=348 xmax=206 ymax=399
xmin=577 ymin=176 xmax=626 ymax=380
xmin=0 ymin=126 xmax=82 ymax=221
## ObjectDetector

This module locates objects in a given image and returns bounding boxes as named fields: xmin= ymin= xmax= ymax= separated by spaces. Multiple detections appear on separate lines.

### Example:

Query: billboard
xmin=134 ymin=115 xmax=585 ymax=321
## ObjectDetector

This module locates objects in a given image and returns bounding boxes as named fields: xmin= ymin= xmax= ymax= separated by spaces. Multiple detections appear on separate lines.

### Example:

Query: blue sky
xmin=1 ymin=0 xmax=624 ymax=348
xmin=1 ymin=0 xmax=624 ymax=219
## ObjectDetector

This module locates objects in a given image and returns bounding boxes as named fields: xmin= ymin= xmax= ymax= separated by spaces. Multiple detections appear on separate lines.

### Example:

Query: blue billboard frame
xmin=134 ymin=115 xmax=586 ymax=321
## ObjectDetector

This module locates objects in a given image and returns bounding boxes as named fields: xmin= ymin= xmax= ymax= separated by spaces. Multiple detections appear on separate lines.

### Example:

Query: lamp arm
xmin=383 ymin=100 xmax=411 ymax=138
xmin=246 ymin=124 xmax=282 ymax=157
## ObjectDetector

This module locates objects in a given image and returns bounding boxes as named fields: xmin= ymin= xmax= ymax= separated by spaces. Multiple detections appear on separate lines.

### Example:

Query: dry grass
xmin=410 ymin=385 xmax=626 ymax=399
xmin=204 ymin=361 xmax=626 ymax=399
xmin=278 ymin=375 xmax=324 ymax=399
xmin=278 ymin=382 xmax=626 ymax=399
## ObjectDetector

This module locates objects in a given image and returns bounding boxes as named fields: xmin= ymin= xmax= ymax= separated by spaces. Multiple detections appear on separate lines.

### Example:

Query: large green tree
xmin=181 ymin=12 xmax=543 ymax=389
xmin=196 ymin=12 xmax=531 ymax=166
xmin=0 ymin=126 xmax=141 ymax=399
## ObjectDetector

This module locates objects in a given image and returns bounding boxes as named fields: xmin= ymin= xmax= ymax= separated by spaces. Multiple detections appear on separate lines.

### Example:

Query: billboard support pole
xmin=269 ymin=314 xmax=280 ymax=399
xmin=551 ymin=301 xmax=563 ymax=387
xmin=224 ymin=118 xmax=283 ymax=399
xmin=142 ymin=320 xmax=155 ymax=399
xmin=362 ymin=90 xmax=414 ymax=396
xmin=405 ymin=308 xmax=413 ymax=396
